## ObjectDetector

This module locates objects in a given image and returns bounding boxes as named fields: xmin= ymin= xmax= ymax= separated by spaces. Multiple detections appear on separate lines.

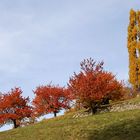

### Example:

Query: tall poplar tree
xmin=127 ymin=9 xmax=140 ymax=90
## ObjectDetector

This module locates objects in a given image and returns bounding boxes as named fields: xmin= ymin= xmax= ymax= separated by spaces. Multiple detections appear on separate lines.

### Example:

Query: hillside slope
xmin=0 ymin=108 xmax=140 ymax=140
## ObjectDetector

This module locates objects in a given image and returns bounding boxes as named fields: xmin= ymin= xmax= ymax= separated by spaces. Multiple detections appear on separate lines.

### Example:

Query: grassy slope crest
xmin=0 ymin=98 xmax=140 ymax=140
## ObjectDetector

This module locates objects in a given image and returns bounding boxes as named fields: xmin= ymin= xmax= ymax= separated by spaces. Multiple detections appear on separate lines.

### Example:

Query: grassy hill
xmin=0 ymin=98 xmax=140 ymax=140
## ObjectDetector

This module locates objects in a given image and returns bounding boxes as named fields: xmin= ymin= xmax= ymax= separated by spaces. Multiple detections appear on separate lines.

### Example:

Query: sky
xmin=0 ymin=0 xmax=140 ymax=131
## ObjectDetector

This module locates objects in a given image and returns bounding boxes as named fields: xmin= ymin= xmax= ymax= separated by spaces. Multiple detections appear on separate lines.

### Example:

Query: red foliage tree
xmin=68 ymin=58 xmax=124 ymax=114
xmin=0 ymin=88 xmax=32 ymax=128
xmin=32 ymin=84 xmax=71 ymax=117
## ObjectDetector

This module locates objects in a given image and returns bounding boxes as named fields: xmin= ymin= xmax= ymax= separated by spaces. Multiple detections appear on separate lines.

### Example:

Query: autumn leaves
xmin=0 ymin=58 xmax=124 ymax=129
xmin=128 ymin=9 xmax=140 ymax=90
xmin=0 ymin=88 xmax=32 ymax=128
xmin=68 ymin=58 xmax=123 ymax=115
xmin=33 ymin=85 xmax=71 ymax=117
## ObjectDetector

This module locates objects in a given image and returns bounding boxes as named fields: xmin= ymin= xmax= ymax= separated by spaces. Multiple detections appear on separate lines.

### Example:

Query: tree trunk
xmin=13 ymin=120 xmax=18 ymax=128
xmin=91 ymin=106 xmax=97 ymax=115
xmin=13 ymin=120 xmax=20 ymax=128
xmin=54 ymin=112 xmax=57 ymax=117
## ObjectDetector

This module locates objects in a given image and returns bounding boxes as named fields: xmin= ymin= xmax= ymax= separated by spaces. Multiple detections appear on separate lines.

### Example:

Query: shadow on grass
xmin=88 ymin=117 xmax=140 ymax=140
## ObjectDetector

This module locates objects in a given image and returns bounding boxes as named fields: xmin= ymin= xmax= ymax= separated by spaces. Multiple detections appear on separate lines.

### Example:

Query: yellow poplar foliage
xmin=127 ymin=9 xmax=140 ymax=90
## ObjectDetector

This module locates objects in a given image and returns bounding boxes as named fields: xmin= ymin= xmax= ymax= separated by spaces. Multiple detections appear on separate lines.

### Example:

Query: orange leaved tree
xmin=68 ymin=58 xmax=124 ymax=114
xmin=32 ymin=84 xmax=71 ymax=117
xmin=0 ymin=88 xmax=32 ymax=128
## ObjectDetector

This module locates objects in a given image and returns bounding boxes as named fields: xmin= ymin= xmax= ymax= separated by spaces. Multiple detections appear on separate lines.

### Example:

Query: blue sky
xmin=0 ymin=0 xmax=140 ymax=131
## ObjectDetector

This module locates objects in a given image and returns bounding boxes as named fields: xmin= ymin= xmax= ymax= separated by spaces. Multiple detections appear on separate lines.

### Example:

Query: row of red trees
xmin=0 ymin=58 xmax=124 ymax=128
xmin=0 ymin=86 xmax=71 ymax=128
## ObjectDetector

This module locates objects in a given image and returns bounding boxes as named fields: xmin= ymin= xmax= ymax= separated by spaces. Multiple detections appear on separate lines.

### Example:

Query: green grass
xmin=0 ymin=97 xmax=140 ymax=140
